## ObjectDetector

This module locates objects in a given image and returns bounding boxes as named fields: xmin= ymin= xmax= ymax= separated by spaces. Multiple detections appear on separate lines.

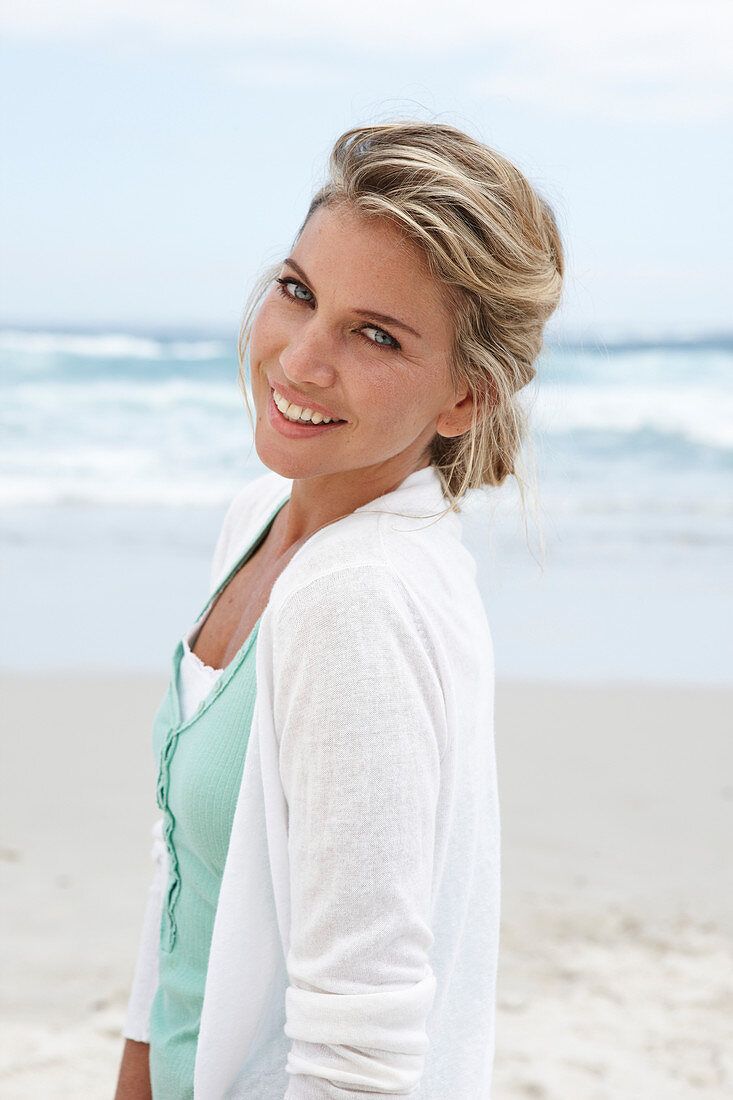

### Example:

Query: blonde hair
xmin=238 ymin=119 xmax=564 ymax=521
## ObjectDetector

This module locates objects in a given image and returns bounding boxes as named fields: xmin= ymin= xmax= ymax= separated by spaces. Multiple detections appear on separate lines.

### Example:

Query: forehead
xmin=293 ymin=203 xmax=449 ymax=321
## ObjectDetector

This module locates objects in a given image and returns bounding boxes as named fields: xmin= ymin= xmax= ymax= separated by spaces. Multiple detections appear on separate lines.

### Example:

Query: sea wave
xmin=9 ymin=378 xmax=244 ymax=410
xmin=0 ymin=330 xmax=230 ymax=361
xmin=532 ymin=384 xmax=733 ymax=451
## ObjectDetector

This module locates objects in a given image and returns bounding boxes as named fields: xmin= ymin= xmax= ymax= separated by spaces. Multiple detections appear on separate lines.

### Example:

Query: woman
xmin=115 ymin=120 xmax=564 ymax=1099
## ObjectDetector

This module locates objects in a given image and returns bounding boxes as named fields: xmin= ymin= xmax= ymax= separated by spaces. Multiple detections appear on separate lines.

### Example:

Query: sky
xmin=1 ymin=0 xmax=731 ymax=339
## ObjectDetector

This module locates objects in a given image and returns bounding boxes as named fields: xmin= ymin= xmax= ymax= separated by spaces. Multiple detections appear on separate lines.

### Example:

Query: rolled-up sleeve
xmin=274 ymin=564 xmax=447 ymax=1098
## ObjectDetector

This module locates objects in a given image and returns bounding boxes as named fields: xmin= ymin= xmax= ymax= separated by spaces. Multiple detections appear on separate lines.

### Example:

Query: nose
xmin=279 ymin=314 xmax=338 ymax=389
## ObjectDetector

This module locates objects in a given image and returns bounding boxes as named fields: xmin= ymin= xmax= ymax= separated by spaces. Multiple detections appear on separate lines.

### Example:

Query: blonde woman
xmin=115 ymin=120 xmax=564 ymax=1099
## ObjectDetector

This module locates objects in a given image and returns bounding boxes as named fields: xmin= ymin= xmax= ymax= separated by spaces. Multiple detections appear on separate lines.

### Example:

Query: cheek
xmin=358 ymin=375 xmax=423 ymax=433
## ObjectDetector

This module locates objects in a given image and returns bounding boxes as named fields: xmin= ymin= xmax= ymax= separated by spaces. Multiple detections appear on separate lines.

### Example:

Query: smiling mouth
xmin=271 ymin=385 xmax=345 ymax=425
xmin=268 ymin=389 xmax=347 ymax=437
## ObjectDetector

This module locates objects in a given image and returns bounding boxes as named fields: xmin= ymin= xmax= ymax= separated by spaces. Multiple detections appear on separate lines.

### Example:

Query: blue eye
xmin=276 ymin=277 xmax=313 ymax=303
xmin=362 ymin=326 xmax=399 ymax=348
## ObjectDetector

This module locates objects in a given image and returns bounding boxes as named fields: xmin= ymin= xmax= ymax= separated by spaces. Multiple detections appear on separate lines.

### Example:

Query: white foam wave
xmin=10 ymin=379 xmax=244 ymax=411
xmin=533 ymin=384 xmax=733 ymax=450
xmin=0 ymin=330 xmax=230 ymax=360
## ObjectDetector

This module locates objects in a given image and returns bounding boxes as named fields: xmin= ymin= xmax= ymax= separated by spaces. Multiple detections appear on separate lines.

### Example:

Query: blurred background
xmin=1 ymin=2 xmax=731 ymax=1097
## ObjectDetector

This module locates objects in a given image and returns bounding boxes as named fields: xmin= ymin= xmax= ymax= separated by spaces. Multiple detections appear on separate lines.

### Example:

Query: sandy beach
xmin=1 ymin=674 xmax=731 ymax=1098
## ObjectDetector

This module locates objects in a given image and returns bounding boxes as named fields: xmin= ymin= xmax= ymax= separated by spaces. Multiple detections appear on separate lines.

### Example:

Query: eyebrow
xmin=282 ymin=257 xmax=423 ymax=339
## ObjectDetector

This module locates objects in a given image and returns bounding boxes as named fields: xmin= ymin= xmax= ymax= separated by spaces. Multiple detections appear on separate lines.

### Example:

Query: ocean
xmin=2 ymin=328 xmax=731 ymax=684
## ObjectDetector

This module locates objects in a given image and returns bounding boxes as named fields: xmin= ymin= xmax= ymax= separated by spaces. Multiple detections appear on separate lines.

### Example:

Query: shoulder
xmin=268 ymin=493 xmax=474 ymax=634
xmin=270 ymin=553 xmax=443 ymax=699
xmin=270 ymin=509 xmax=389 ymax=608
xmin=275 ymin=558 xmax=413 ymax=626
xmin=271 ymin=561 xmax=449 ymax=756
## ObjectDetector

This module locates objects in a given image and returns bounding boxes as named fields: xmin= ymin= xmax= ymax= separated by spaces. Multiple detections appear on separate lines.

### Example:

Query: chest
xmin=158 ymin=637 xmax=261 ymax=876
xmin=191 ymin=523 xmax=302 ymax=672
xmin=190 ymin=550 xmax=269 ymax=669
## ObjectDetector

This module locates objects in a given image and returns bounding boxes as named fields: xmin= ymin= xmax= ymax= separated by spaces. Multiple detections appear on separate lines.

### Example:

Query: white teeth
xmin=273 ymin=388 xmax=339 ymax=425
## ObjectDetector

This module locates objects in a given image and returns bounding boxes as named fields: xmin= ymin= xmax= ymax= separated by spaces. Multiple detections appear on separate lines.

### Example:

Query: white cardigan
xmin=123 ymin=464 xmax=500 ymax=1099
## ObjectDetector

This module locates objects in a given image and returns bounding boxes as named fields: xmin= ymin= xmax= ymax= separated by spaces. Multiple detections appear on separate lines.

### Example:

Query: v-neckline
xmin=169 ymin=493 xmax=290 ymax=730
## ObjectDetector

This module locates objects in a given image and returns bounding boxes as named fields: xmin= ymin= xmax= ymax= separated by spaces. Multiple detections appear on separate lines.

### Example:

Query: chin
xmin=252 ymin=438 xmax=333 ymax=482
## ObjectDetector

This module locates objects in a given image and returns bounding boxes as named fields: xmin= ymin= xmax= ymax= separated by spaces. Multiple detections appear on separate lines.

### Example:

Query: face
xmin=248 ymin=202 xmax=472 ymax=498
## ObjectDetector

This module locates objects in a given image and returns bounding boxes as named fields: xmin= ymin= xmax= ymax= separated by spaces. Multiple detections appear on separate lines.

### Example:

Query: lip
xmin=267 ymin=388 xmax=347 ymax=438
xmin=269 ymin=381 xmax=345 ymax=423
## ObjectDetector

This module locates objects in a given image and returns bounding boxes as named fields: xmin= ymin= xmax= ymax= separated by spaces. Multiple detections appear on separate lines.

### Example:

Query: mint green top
xmin=148 ymin=498 xmax=288 ymax=1100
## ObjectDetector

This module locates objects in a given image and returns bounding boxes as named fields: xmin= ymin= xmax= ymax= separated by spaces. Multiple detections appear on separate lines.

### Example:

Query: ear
xmin=435 ymin=387 xmax=476 ymax=439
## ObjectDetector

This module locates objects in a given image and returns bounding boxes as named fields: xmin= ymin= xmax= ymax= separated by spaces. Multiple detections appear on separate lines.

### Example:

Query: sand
xmin=1 ymin=675 xmax=731 ymax=1098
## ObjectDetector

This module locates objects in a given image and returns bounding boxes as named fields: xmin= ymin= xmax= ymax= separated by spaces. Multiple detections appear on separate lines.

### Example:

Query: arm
xmin=274 ymin=565 xmax=447 ymax=1098
xmin=114 ymin=1039 xmax=151 ymax=1100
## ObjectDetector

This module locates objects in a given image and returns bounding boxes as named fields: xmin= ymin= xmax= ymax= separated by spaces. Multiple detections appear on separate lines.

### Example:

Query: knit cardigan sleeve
xmin=122 ymin=818 xmax=168 ymax=1041
xmin=274 ymin=563 xmax=446 ymax=1098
